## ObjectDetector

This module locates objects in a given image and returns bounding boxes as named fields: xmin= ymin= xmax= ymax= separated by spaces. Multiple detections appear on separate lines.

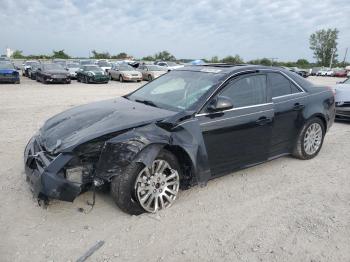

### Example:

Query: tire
xmin=148 ymin=75 xmax=153 ymax=81
xmin=119 ymin=75 xmax=123 ymax=82
xmin=77 ymin=76 xmax=81 ymax=82
xmin=292 ymin=117 xmax=325 ymax=160
xmin=137 ymin=80 xmax=141 ymax=82
xmin=15 ymin=79 xmax=20 ymax=84
xmin=110 ymin=149 xmax=181 ymax=215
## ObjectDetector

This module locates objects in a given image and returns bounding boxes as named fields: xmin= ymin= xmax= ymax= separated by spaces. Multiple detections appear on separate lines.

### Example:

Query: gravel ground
xmin=0 ymin=76 xmax=349 ymax=262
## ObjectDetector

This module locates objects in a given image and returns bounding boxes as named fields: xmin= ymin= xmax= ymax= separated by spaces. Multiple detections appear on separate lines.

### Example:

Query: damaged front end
xmin=24 ymin=111 xmax=211 ymax=204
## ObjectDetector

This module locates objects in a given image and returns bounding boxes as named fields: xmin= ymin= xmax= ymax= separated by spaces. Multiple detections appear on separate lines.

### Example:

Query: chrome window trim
xmin=199 ymin=109 xmax=274 ymax=125
xmin=196 ymin=102 xmax=273 ymax=117
xmin=197 ymin=69 xmax=259 ymax=113
xmin=259 ymin=69 xmax=306 ymax=95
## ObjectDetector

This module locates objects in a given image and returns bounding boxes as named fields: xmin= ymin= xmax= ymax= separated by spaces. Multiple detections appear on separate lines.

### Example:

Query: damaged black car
xmin=24 ymin=64 xmax=335 ymax=215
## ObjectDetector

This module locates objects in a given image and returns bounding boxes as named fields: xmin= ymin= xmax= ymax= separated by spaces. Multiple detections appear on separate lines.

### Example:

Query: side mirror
xmin=207 ymin=96 xmax=233 ymax=112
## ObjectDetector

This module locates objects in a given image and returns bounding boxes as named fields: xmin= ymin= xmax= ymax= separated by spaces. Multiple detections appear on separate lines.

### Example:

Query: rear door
xmin=267 ymin=72 xmax=307 ymax=156
xmin=197 ymin=73 xmax=274 ymax=176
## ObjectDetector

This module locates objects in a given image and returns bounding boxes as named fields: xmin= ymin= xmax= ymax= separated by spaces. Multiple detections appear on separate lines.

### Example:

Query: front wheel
xmin=293 ymin=118 xmax=325 ymax=160
xmin=119 ymin=75 xmax=123 ymax=82
xmin=111 ymin=150 xmax=181 ymax=215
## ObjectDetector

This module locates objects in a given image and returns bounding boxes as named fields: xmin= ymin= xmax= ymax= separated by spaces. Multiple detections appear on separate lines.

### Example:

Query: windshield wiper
xmin=135 ymin=99 xmax=158 ymax=108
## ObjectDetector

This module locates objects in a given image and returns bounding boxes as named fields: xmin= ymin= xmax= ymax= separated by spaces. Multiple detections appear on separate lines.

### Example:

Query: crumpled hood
xmin=39 ymin=97 xmax=176 ymax=153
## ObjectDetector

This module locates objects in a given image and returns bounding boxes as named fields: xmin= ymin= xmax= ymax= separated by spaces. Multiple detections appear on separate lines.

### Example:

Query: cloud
xmin=1 ymin=0 xmax=349 ymax=61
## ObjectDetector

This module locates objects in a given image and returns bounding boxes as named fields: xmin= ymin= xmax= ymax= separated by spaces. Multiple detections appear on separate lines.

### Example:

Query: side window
xmin=220 ymin=74 xmax=267 ymax=108
xmin=269 ymin=73 xmax=301 ymax=97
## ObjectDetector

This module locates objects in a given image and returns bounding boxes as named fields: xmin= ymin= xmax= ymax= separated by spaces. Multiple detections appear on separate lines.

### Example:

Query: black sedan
xmin=0 ymin=62 xmax=20 ymax=84
xmin=36 ymin=63 xmax=71 ymax=84
xmin=24 ymin=64 xmax=335 ymax=214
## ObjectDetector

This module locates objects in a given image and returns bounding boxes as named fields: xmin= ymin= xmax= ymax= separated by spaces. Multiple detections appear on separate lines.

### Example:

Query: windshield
xmin=128 ymin=71 xmax=221 ymax=111
xmin=146 ymin=65 xmax=167 ymax=71
xmin=67 ymin=63 xmax=79 ymax=68
xmin=43 ymin=64 xmax=64 ymax=70
xmin=0 ymin=63 xmax=15 ymax=69
xmin=25 ymin=61 xmax=39 ymax=66
xmin=119 ymin=65 xmax=135 ymax=71
xmin=84 ymin=66 xmax=103 ymax=71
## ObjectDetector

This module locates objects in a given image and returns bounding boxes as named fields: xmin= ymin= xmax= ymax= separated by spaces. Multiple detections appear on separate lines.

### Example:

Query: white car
xmin=156 ymin=61 xmax=184 ymax=71
xmin=332 ymin=78 xmax=350 ymax=118
xmin=65 ymin=63 xmax=80 ymax=79
xmin=325 ymin=70 xmax=335 ymax=76
xmin=96 ymin=60 xmax=112 ymax=72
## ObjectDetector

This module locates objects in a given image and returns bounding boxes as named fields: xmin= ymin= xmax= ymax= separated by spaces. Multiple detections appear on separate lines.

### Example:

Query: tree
xmin=11 ymin=50 xmax=24 ymax=59
xmin=296 ymin=59 xmax=310 ymax=68
xmin=209 ymin=56 xmax=220 ymax=63
xmin=221 ymin=55 xmax=243 ymax=64
xmin=309 ymin=28 xmax=339 ymax=66
xmin=112 ymin=52 xmax=128 ymax=59
xmin=142 ymin=56 xmax=154 ymax=61
xmin=91 ymin=50 xmax=110 ymax=59
xmin=52 ymin=50 xmax=70 ymax=59
xmin=154 ymin=51 xmax=176 ymax=61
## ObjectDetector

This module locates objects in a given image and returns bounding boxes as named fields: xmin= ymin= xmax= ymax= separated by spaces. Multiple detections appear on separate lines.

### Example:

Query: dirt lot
xmin=0 ymin=76 xmax=349 ymax=262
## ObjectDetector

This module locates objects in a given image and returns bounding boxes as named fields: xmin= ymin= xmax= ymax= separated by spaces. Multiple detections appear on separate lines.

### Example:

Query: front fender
xmin=95 ymin=119 xmax=211 ymax=186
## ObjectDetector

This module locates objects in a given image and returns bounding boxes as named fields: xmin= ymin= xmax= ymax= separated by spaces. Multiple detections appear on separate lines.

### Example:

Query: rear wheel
xmin=111 ymin=150 xmax=181 ymax=215
xmin=119 ymin=75 xmax=123 ymax=82
xmin=293 ymin=118 xmax=325 ymax=160
xmin=148 ymin=74 xmax=153 ymax=81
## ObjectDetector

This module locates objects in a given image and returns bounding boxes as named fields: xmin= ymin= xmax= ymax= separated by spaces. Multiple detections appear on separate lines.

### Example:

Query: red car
xmin=335 ymin=70 xmax=348 ymax=77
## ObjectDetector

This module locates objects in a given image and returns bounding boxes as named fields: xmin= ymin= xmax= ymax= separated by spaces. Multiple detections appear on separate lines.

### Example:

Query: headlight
xmin=87 ymin=72 xmax=93 ymax=76
xmin=65 ymin=166 xmax=83 ymax=183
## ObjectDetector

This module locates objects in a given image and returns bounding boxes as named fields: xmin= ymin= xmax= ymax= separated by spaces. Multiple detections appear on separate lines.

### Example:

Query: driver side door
xmin=197 ymin=73 xmax=274 ymax=176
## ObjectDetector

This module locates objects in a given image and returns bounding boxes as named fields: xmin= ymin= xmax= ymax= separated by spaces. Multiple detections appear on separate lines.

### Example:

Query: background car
xmin=65 ymin=63 xmax=80 ymax=79
xmin=36 ymin=63 xmax=71 ymax=84
xmin=76 ymin=65 xmax=109 ymax=84
xmin=332 ymin=78 xmax=350 ymax=119
xmin=334 ymin=70 xmax=348 ymax=77
xmin=0 ymin=62 xmax=20 ymax=84
xmin=22 ymin=60 xmax=40 ymax=77
xmin=109 ymin=64 xmax=142 ymax=82
xmin=325 ymin=70 xmax=335 ymax=76
xmin=155 ymin=61 xmax=184 ymax=70
xmin=28 ymin=63 xmax=40 ymax=80
xmin=96 ymin=60 xmax=112 ymax=72
xmin=138 ymin=64 xmax=167 ymax=81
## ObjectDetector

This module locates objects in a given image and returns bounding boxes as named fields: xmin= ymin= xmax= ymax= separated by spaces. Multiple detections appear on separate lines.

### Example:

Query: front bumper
xmin=24 ymin=136 xmax=81 ymax=202
xmin=123 ymin=75 xmax=142 ymax=81
xmin=45 ymin=76 xmax=71 ymax=83
xmin=0 ymin=75 xmax=19 ymax=83
xmin=335 ymin=106 xmax=350 ymax=118
xmin=89 ymin=76 xmax=109 ymax=83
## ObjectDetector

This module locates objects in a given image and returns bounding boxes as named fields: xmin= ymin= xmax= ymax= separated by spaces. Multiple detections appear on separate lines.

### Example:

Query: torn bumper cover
xmin=24 ymin=136 xmax=81 ymax=202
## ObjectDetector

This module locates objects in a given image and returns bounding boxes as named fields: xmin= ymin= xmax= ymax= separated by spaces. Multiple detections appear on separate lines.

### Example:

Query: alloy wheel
xmin=303 ymin=123 xmax=323 ymax=155
xmin=135 ymin=159 xmax=180 ymax=213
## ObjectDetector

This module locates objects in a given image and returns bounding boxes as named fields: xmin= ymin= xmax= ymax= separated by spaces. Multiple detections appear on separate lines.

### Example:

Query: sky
xmin=1 ymin=0 xmax=350 ymax=62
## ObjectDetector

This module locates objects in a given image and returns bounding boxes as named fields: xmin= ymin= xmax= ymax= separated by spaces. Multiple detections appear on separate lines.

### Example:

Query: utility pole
xmin=342 ymin=48 xmax=348 ymax=66
xmin=329 ymin=48 xmax=335 ymax=69
xmin=268 ymin=57 xmax=278 ymax=66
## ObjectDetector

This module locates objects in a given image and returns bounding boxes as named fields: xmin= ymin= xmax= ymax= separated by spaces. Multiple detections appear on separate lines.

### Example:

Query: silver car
xmin=138 ymin=65 xmax=167 ymax=81
xmin=109 ymin=64 xmax=142 ymax=82
xmin=332 ymin=78 xmax=350 ymax=119
xmin=65 ymin=63 xmax=80 ymax=79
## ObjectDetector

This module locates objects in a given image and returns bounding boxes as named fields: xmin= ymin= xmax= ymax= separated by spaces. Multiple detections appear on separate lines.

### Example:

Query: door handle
xmin=293 ymin=103 xmax=305 ymax=111
xmin=256 ymin=116 xmax=271 ymax=126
